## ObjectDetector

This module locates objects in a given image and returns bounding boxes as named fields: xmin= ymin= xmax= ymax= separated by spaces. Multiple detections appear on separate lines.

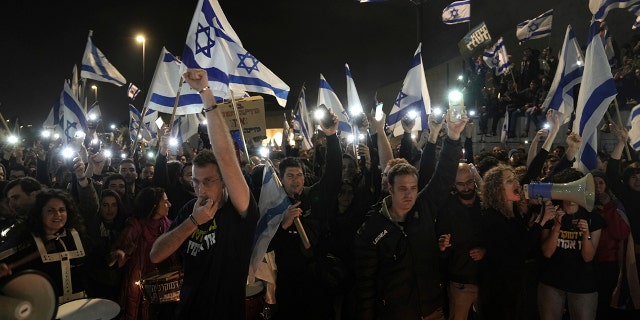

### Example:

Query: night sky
xmin=0 ymin=0 xmax=636 ymax=129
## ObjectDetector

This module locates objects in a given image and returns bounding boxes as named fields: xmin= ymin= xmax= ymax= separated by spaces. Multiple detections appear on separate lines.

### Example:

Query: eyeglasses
xmin=455 ymin=180 xmax=475 ymax=188
xmin=192 ymin=177 xmax=221 ymax=189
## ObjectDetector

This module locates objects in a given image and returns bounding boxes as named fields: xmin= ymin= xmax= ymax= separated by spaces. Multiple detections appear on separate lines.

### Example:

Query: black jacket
xmin=354 ymin=136 xmax=462 ymax=320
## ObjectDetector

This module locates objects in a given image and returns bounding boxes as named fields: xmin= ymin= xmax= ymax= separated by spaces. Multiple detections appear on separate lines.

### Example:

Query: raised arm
xmin=185 ymin=68 xmax=250 ymax=213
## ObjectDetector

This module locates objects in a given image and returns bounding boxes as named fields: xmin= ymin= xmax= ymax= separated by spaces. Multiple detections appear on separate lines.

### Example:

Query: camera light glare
xmin=62 ymin=147 xmax=74 ymax=159
xmin=74 ymin=130 xmax=86 ymax=139
xmin=91 ymin=138 xmax=99 ymax=145
xmin=7 ymin=135 xmax=18 ymax=144
xmin=448 ymin=90 xmax=463 ymax=104
xmin=432 ymin=107 xmax=443 ymax=116
xmin=314 ymin=109 xmax=326 ymax=121
xmin=469 ymin=110 xmax=476 ymax=117
xmin=120 ymin=153 xmax=127 ymax=159
xmin=543 ymin=123 xmax=550 ymax=129
xmin=411 ymin=134 xmax=416 ymax=140
xmin=346 ymin=134 xmax=355 ymax=143
xmin=147 ymin=152 xmax=154 ymax=159
xmin=457 ymin=75 xmax=464 ymax=81
xmin=138 ymin=134 xmax=142 ymax=139
xmin=110 ymin=124 xmax=116 ymax=130
xmin=53 ymin=133 xmax=60 ymax=140
xmin=349 ymin=105 xmax=363 ymax=117
xmin=169 ymin=138 xmax=179 ymax=147
xmin=103 ymin=150 xmax=112 ymax=158
xmin=201 ymin=119 xmax=207 ymax=125
xmin=259 ymin=147 xmax=269 ymax=158
xmin=359 ymin=133 xmax=365 ymax=141
xmin=41 ymin=130 xmax=51 ymax=138
xmin=407 ymin=110 xmax=417 ymax=119
xmin=89 ymin=113 xmax=98 ymax=121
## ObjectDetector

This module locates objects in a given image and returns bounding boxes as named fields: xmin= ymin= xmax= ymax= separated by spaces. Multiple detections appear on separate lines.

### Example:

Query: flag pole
xmin=265 ymin=158 xmax=311 ymax=249
xmin=610 ymin=100 xmax=632 ymax=160
xmin=291 ymin=83 xmax=306 ymax=116
xmin=130 ymin=103 xmax=150 ymax=156
xmin=168 ymin=77 xmax=185 ymax=134
xmin=229 ymin=90 xmax=251 ymax=165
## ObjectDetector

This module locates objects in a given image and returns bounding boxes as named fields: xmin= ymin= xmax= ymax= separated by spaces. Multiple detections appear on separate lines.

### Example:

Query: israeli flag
xmin=482 ymin=37 xmax=511 ymax=76
xmin=248 ymin=161 xmax=291 ymax=280
xmin=573 ymin=19 xmax=618 ymax=172
xmin=386 ymin=43 xmax=431 ymax=137
xmin=144 ymin=47 xmax=203 ymax=115
xmin=182 ymin=0 xmax=289 ymax=107
xmin=540 ymin=25 xmax=584 ymax=125
xmin=516 ymin=9 xmax=553 ymax=44
xmin=345 ymin=64 xmax=364 ymax=117
xmin=80 ymin=31 xmax=126 ymax=87
xmin=629 ymin=4 xmax=640 ymax=29
xmin=292 ymin=87 xmax=314 ymax=151
xmin=628 ymin=104 xmax=640 ymax=150
xmin=318 ymin=74 xmax=351 ymax=132
xmin=442 ymin=1 xmax=471 ymax=25
xmin=592 ymin=0 xmax=640 ymax=21
xmin=171 ymin=113 xmax=205 ymax=144
xmin=129 ymin=105 xmax=158 ymax=141
xmin=60 ymin=82 xmax=88 ymax=145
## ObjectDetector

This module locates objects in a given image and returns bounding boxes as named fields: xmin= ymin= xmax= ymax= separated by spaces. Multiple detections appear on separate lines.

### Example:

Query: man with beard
xmin=436 ymin=163 xmax=486 ymax=320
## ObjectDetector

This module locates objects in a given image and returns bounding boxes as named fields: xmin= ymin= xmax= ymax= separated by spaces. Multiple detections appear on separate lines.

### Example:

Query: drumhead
xmin=56 ymin=298 xmax=120 ymax=320
xmin=245 ymin=281 xmax=264 ymax=298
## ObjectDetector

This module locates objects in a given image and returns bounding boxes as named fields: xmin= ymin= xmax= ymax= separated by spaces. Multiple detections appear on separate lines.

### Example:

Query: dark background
xmin=0 ymin=0 xmax=636 ymax=130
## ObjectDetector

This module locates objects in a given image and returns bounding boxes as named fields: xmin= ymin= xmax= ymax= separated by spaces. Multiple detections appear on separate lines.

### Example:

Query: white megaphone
xmin=523 ymin=173 xmax=595 ymax=212
xmin=0 ymin=270 xmax=57 ymax=320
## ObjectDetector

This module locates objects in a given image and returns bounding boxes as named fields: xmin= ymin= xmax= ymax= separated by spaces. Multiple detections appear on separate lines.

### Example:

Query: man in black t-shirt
xmin=150 ymin=69 xmax=259 ymax=319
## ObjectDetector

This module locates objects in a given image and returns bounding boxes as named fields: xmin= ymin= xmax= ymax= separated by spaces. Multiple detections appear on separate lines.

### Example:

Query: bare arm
xmin=185 ymin=68 xmax=250 ymax=214
xmin=541 ymin=204 xmax=563 ymax=258
xmin=609 ymin=123 xmax=628 ymax=161
xmin=373 ymin=114 xmax=393 ymax=173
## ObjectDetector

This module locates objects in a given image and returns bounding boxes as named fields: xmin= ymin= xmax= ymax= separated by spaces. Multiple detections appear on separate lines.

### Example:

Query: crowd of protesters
xmin=0 ymin=40 xmax=639 ymax=320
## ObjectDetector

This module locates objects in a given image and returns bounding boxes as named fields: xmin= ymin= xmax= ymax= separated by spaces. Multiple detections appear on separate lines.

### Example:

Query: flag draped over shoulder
xmin=81 ymin=31 xmax=126 ymax=87
xmin=516 ymin=9 xmax=553 ymax=44
xmin=592 ymin=0 xmax=640 ymax=21
xmin=248 ymin=161 xmax=291 ymax=281
xmin=144 ymin=47 xmax=202 ymax=115
xmin=318 ymin=74 xmax=351 ymax=132
xmin=60 ymin=82 xmax=88 ymax=145
xmin=182 ymin=0 xmax=289 ymax=107
xmin=572 ymin=20 xmax=618 ymax=172
xmin=386 ymin=43 xmax=431 ymax=137
xmin=292 ymin=87 xmax=314 ymax=151
xmin=442 ymin=1 xmax=471 ymax=25
xmin=482 ymin=37 xmax=511 ymax=76
xmin=540 ymin=25 xmax=584 ymax=125
xmin=628 ymin=104 xmax=640 ymax=150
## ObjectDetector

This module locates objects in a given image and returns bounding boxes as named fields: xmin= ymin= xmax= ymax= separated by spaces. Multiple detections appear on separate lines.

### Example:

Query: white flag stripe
xmin=80 ymin=33 xmax=126 ymax=87
xmin=516 ymin=9 xmax=553 ymax=43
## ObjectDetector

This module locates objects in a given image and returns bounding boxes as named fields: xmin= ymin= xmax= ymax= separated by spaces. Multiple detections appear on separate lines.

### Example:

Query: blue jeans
xmin=537 ymin=282 xmax=597 ymax=320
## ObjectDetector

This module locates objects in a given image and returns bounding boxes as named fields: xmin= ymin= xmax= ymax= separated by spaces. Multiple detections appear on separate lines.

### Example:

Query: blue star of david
xmin=65 ymin=120 xmax=78 ymax=141
xmin=492 ymin=56 xmax=500 ymax=66
xmin=237 ymin=52 xmax=259 ymax=73
xmin=449 ymin=8 xmax=459 ymax=18
xmin=195 ymin=23 xmax=215 ymax=58
xmin=528 ymin=22 xmax=538 ymax=32
xmin=395 ymin=92 xmax=408 ymax=106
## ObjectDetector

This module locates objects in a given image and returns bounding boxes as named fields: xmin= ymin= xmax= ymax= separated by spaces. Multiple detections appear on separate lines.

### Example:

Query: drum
xmin=56 ymin=298 xmax=120 ymax=320
xmin=140 ymin=267 xmax=183 ymax=304
xmin=245 ymin=281 xmax=265 ymax=320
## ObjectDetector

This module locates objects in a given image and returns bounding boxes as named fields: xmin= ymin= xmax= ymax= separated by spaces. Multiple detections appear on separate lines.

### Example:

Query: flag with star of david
xmin=516 ymin=9 xmax=553 ymax=44
xmin=182 ymin=0 xmax=290 ymax=107
xmin=591 ymin=0 xmax=640 ymax=21
xmin=317 ymin=74 xmax=351 ymax=132
xmin=482 ymin=37 xmax=511 ymax=76
xmin=292 ymin=87 xmax=313 ymax=151
xmin=442 ymin=0 xmax=470 ymax=25
xmin=144 ymin=47 xmax=204 ymax=115
xmin=129 ymin=104 xmax=158 ymax=142
xmin=80 ymin=30 xmax=127 ymax=87
xmin=386 ymin=43 xmax=431 ymax=137
xmin=59 ymin=82 xmax=88 ymax=145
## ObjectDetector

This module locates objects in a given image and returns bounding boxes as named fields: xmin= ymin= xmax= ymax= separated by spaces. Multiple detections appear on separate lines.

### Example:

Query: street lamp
xmin=91 ymin=85 xmax=98 ymax=102
xmin=136 ymin=34 xmax=146 ymax=89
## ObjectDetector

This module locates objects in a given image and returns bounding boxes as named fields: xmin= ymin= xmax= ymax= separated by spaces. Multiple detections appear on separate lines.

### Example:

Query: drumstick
xmin=7 ymin=242 xmax=55 ymax=270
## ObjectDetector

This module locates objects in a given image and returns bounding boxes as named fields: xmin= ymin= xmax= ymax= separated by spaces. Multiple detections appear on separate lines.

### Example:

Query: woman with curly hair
xmin=0 ymin=188 xmax=90 ymax=303
xmin=478 ymin=165 xmax=554 ymax=320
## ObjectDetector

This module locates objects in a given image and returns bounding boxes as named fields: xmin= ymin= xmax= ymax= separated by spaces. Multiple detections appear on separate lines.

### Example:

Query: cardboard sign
xmin=217 ymin=96 xmax=267 ymax=144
